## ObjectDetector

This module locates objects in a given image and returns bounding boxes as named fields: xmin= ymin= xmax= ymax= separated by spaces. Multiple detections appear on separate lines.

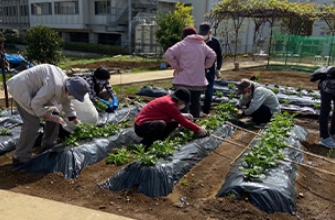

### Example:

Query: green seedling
xmin=282 ymin=99 xmax=290 ymax=106
xmin=226 ymin=192 xmax=238 ymax=200
xmin=327 ymin=149 xmax=334 ymax=158
xmin=271 ymin=88 xmax=279 ymax=94
xmin=296 ymin=92 xmax=302 ymax=97
xmin=0 ymin=128 xmax=9 ymax=135
xmin=106 ymin=149 xmax=131 ymax=165
xmin=180 ymin=178 xmax=189 ymax=187
xmin=228 ymin=84 xmax=236 ymax=89
xmin=313 ymin=102 xmax=321 ymax=110
xmin=241 ymin=112 xmax=295 ymax=180
xmin=296 ymin=85 xmax=303 ymax=91
xmin=215 ymin=91 xmax=224 ymax=97
xmin=312 ymin=94 xmax=320 ymax=100
xmin=285 ymin=90 xmax=295 ymax=95
xmin=307 ymin=87 xmax=313 ymax=93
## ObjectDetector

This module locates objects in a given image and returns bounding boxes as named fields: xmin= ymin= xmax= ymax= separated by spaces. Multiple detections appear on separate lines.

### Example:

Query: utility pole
xmin=0 ymin=32 xmax=9 ymax=108
xmin=128 ymin=0 xmax=132 ymax=55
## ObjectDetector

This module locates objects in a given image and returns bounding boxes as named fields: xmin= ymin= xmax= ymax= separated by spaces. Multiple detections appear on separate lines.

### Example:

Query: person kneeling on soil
xmin=85 ymin=66 xmax=118 ymax=113
xmin=7 ymin=64 xmax=90 ymax=164
xmin=236 ymin=78 xmax=281 ymax=128
xmin=134 ymin=87 xmax=207 ymax=150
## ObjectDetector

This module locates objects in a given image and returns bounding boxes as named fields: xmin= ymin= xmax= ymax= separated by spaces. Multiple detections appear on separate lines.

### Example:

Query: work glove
xmin=197 ymin=127 xmax=208 ymax=137
xmin=105 ymin=107 xmax=114 ymax=113
xmin=45 ymin=114 xmax=65 ymax=125
xmin=182 ymin=113 xmax=193 ymax=120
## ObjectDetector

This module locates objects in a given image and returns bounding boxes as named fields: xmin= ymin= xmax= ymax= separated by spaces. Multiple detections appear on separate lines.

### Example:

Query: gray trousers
xmin=15 ymin=104 xmax=59 ymax=161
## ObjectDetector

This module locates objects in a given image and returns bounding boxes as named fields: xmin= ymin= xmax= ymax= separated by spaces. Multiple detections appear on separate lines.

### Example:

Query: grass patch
xmin=58 ymin=55 xmax=164 ymax=70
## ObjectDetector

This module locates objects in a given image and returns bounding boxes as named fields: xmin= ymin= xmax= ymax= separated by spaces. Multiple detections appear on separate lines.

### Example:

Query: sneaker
xmin=12 ymin=157 xmax=29 ymax=165
xmin=253 ymin=123 xmax=267 ymax=129
xmin=319 ymin=137 xmax=335 ymax=148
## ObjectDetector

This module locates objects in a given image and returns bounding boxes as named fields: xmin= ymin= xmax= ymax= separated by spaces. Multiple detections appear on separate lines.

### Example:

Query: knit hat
xmin=171 ymin=87 xmax=191 ymax=104
xmin=94 ymin=67 xmax=110 ymax=80
xmin=66 ymin=76 xmax=90 ymax=102
xmin=182 ymin=27 xmax=197 ymax=39
xmin=236 ymin=78 xmax=251 ymax=94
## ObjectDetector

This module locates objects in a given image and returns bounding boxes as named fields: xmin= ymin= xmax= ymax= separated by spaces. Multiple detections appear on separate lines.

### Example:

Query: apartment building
xmin=0 ymin=0 xmax=218 ymax=50
xmin=0 ymin=0 xmax=30 ymax=34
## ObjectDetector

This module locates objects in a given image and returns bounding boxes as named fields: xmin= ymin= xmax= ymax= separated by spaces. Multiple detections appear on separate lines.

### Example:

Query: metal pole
xmin=0 ymin=47 xmax=9 ymax=108
xmin=128 ymin=0 xmax=132 ymax=55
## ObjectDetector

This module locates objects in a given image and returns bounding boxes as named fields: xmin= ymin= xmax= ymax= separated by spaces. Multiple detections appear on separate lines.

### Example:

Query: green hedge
xmin=63 ymin=42 xmax=129 ymax=55
xmin=4 ymin=36 xmax=26 ymax=45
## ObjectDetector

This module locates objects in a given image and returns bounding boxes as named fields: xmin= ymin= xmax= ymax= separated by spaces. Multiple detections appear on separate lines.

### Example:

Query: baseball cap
xmin=236 ymin=79 xmax=251 ymax=94
xmin=66 ymin=76 xmax=90 ymax=102
xmin=199 ymin=22 xmax=211 ymax=36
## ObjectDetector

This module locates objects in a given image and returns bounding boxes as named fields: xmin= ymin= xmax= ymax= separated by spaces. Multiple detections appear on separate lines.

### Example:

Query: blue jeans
xmin=203 ymin=67 xmax=215 ymax=114
xmin=319 ymin=90 xmax=335 ymax=138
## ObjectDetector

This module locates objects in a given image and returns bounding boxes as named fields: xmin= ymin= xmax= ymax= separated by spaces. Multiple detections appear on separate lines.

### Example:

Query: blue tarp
xmin=5 ymin=53 xmax=34 ymax=71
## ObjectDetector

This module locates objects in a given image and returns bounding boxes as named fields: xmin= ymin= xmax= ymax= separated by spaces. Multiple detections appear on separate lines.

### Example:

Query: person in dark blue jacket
xmin=198 ymin=22 xmax=223 ymax=117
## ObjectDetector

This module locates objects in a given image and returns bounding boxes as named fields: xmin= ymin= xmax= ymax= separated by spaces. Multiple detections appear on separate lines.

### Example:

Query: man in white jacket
xmin=7 ymin=64 xmax=90 ymax=164
xmin=236 ymin=78 xmax=281 ymax=128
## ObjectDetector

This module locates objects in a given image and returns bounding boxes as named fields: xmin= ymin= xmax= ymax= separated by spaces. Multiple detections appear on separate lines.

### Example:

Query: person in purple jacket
xmin=164 ymin=27 xmax=217 ymax=118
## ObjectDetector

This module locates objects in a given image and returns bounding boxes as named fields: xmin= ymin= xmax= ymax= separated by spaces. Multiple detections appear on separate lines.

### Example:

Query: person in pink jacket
xmin=164 ymin=27 xmax=217 ymax=118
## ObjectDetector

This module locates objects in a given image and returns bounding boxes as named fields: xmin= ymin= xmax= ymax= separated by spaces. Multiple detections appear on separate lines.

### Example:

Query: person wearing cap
xmin=7 ymin=64 xmax=90 ymax=164
xmin=236 ymin=78 xmax=280 ymax=127
xmin=134 ymin=87 xmax=207 ymax=149
xmin=198 ymin=22 xmax=223 ymax=117
xmin=85 ymin=66 xmax=117 ymax=113
xmin=164 ymin=26 xmax=216 ymax=118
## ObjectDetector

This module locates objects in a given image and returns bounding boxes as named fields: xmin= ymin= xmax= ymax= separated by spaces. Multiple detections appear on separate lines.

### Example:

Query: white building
xmin=0 ymin=0 xmax=333 ymax=54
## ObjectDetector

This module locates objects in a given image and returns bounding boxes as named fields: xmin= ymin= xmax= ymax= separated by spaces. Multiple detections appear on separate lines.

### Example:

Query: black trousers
xmin=250 ymin=104 xmax=272 ymax=124
xmin=134 ymin=120 xmax=178 ymax=149
xmin=319 ymin=90 xmax=335 ymax=138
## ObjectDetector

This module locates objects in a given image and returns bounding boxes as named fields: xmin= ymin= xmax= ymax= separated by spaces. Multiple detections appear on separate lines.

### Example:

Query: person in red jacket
xmin=134 ymin=87 xmax=207 ymax=149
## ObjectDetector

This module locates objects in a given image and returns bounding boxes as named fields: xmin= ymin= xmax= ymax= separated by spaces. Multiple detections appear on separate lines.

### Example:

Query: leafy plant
xmin=63 ymin=123 xmax=120 ymax=146
xmin=271 ymin=88 xmax=279 ymax=94
xmin=285 ymin=90 xmax=295 ymax=95
xmin=307 ymin=87 xmax=313 ymax=93
xmin=313 ymin=102 xmax=321 ymax=110
xmin=312 ymin=93 xmax=320 ymax=100
xmin=0 ymin=128 xmax=10 ymax=135
xmin=240 ymin=112 xmax=295 ymax=180
xmin=215 ymin=91 xmax=224 ymax=97
xmin=25 ymin=25 xmax=64 ymax=64
xmin=327 ymin=148 xmax=334 ymax=157
xmin=296 ymin=92 xmax=302 ymax=97
xmin=228 ymin=84 xmax=236 ymax=89
xmin=282 ymin=99 xmax=290 ymax=106
xmin=180 ymin=178 xmax=189 ymax=187
xmin=106 ymin=149 xmax=131 ymax=165
xmin=296 ymin=85 xmax=303 ymax=91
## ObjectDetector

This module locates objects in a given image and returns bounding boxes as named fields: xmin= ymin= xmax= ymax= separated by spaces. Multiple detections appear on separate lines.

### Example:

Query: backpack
xmin=310 ymin=66 xmax=335 ymax=82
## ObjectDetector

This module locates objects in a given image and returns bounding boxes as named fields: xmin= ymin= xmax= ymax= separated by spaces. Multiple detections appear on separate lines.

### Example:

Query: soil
xmin=1 ymin=64 xmax=335 ymax=220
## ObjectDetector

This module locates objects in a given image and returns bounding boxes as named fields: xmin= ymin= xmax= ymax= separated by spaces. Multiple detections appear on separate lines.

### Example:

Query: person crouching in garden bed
xmin=134 ymin=87 xmax=207 ymax=150
xmin=236 ymin=78 xmax=281 ymax=128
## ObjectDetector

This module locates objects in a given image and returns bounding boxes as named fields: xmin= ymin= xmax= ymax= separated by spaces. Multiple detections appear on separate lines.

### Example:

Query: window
xmin=95 ymin=0 xmax=110 ymax=15
xmin=55 ymin=1 xmax=79 ymax=15
xmin=31 ymin=3 xmax=52 ymax=15
xmin=20 ymin=5 xmax=28 ymax=16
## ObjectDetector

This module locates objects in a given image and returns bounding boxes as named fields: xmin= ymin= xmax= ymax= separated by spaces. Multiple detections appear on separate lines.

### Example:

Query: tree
xmin=155 ymin=2 xmax=194 ymax=51
xmin=25 ymin=25 xmax=64 ymax=64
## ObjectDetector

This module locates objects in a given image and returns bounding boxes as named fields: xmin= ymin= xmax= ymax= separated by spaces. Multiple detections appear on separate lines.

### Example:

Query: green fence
xmin=269 ymin=31 xmax=335 ymax=71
